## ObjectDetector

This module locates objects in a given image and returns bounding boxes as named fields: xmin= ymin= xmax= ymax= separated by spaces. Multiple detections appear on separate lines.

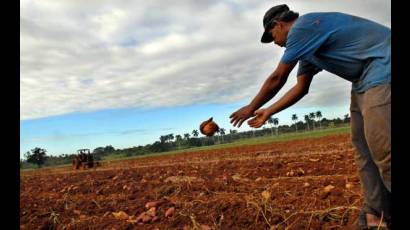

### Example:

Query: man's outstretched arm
xmin=248 ymin=73 xmax=314 ymax=128
xmin=230 ymin=62 xmax=296 ymax=127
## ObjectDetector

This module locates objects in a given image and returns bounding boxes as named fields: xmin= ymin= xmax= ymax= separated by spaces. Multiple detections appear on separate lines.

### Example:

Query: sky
xmin=20 ymin=0 xmax=391 ymax=158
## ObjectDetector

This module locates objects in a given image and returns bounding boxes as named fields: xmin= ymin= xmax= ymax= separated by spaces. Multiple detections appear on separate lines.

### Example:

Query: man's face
xmin=269 ymin=21 xmax=288 ymax=47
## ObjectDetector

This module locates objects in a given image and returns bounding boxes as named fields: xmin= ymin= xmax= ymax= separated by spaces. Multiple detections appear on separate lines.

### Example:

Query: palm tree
xmin=192 ymin=130 xmax=199 ymax=137
xmin=267 ymin=117 xmax=274 ymax=136
xmin=175 ymin=135 xmax=183 ymax=148
xmin=316 ymin=111 xmax=322 ymax=129
xmin=229 ymin=129 xmax=237 ymax=140
xmin=304 ymin=115 xmax=310 ymax=131
xmin=219 ymin=128 xmax=226 ymax=143
xmin=344 ymin=114 xmax=350 ymax=123
xmin=159 ymin=135 xmax=167 ymax=143
xmin=273 ymin=118 xmax=279 ymax=136
xmin=168 ymin=134 xmax=174 ymax=142
xmin=309 ymin=112 xmax=316 ymax=130
xmin=214 ymin=129 xmax=220 ymax=143
xmin=184 ymin=133 xmax=190 ymax=140
xmin=292 ymin=114 xmax=298 ymax=132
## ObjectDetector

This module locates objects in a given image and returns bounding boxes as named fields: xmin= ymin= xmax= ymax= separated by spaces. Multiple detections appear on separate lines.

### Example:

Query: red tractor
xmin=72 ymin=149 xmax=99 ymax=169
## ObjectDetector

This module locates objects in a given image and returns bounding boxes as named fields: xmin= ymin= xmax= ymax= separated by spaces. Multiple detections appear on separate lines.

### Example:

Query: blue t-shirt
xmin=280 ymin=12 xmax=391 ymax=93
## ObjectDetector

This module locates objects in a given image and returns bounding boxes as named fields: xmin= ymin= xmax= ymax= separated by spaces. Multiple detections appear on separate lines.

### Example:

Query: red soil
xmin=20 ymin=134 xmax=363 ymax=230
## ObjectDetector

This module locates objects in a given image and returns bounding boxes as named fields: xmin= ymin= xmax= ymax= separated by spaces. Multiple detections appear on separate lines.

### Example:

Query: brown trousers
xmin=350 ymin=84 xmax=391 ymax=218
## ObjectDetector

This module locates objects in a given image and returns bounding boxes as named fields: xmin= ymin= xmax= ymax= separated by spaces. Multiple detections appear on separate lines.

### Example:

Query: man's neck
xmin=285 ymin=19 xmax=297 ymax=30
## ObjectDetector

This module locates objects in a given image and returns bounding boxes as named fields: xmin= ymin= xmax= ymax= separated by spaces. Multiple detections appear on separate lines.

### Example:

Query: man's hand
xmin=230 ymin=105 xmax=254 ymax=128
xmin=247 ymin=108 xmax=271 ymax=128
xmin=230 ymin=62 xmax=296 ymax=128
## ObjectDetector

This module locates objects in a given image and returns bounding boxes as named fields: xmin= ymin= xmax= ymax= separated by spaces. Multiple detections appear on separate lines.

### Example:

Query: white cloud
xmin=20 ymin=0 xmax=390 ymax=120
xmin=140 ymin=33 xmax=191 ymax=55
xmin=92 ymin=8 xmax=127 ymax=41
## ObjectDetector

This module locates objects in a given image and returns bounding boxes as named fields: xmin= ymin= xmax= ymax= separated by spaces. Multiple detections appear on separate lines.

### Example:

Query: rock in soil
xmin=112 ymin=211 xmax=129 ymax=220
xmin=165 ymin=207 xmax=175 ymax=218
xmin=145 ymin=200 xmax=167 ymax=209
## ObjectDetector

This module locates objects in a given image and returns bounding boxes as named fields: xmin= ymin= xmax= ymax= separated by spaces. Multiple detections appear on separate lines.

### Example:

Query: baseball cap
xmin=261 ymin=4 xmax=290 ymax=43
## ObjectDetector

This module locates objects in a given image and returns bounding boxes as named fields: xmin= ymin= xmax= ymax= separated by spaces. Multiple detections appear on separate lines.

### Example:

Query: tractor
xmin=72 ymin=149 xmax=99 ymax=169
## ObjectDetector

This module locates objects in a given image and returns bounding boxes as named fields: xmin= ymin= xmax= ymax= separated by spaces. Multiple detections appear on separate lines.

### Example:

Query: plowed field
xmin=21 ymin=133 xmax=364 ymax=230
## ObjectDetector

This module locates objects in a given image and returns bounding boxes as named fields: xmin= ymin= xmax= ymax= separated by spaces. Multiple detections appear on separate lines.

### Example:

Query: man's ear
xmin=275 ymin=20 xmax=283 ymax=29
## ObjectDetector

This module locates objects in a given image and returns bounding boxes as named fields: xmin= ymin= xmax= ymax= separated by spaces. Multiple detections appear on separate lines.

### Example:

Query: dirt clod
xmin=112 ymin=211 xmax=129 ymax=220
xmin=165 ymin=207 xmax=175 ymax=218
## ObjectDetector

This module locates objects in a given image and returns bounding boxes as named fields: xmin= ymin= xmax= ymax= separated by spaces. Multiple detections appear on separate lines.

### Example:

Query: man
xmin=229 ymin=4 xmax=391 ymax=229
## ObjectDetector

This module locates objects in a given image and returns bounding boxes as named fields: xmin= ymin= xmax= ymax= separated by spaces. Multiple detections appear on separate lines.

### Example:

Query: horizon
xmin=21 ymin=110 xmax=350 ymax=159
xmin=20 ymin=105 xmax=349 ymax=159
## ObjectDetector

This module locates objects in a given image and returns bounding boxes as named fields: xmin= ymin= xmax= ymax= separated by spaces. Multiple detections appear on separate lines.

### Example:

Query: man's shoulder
xmin=296 ymin=12 xmax=388 ymax=33
xmin=291 ymin=12 xmax=353 ymax=32
xmin=300 ymin=12 xmax=352 ymax=19
xmin=297 ymin=12 xmax=353 ymax=24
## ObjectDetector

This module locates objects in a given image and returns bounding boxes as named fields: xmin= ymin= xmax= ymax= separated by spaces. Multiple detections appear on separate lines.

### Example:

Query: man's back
xmin=281 ymin=12 xmax=390 ymax=92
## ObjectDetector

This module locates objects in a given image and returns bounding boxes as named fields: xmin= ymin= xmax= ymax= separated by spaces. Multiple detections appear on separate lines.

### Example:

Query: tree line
xmin=21 ymin=112 xmax=350 ymax=169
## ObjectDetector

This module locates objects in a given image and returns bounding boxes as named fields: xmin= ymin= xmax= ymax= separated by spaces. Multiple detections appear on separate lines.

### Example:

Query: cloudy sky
xmin=20 ymin=0 xmax=390 ymax=157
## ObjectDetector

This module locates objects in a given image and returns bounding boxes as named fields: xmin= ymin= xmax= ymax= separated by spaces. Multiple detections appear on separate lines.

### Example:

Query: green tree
xmin=219 ymin=128 xmax=226 ymax=135
xmin=309 ymin=112 xmax=316 ymax=129
xmin=316 ymin=111 xmax=322 ymax=129
xmin=175 ymin=135 xmax=183 ymax=148
xmin=292 ymin=114 xmax=298 ymax=132
xmin=273 ymin=118 xmax=279 ymax=136
xmin=344 ymin=114 xmax=350 ymax=123
xmin=159 ymin=135 xmax=167 ymax=144
xmin=219 ymin=128 xmax=226 ymax=143
xmin=184 ymin=133 xmax=190 ymax=140
xmin=25 ymin=147 xmax=48 ymax=168
xmin=93 ymin=147 xmax=105 ymax=154
xmin=267 ymin=117 xmax=274 ymax=136
xmin=192 ymin=130 xmax=199 ymax=137
xmin=168 ymin=134 xmax=174 ymax=142
xmin=175 ymin=134 xmax=182 ymax=141
xmin=104 ymin=145 xmax=115 ymax=153
xmin=91 ymin=145 xmax=115 ymax=158
xmin=304 ymin=115 xmax=310 ymax=131
xmin=229 ymin=129 xmax=238 ymax=140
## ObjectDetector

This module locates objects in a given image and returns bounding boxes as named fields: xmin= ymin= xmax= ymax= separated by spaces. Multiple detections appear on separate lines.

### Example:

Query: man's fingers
xmin=230 ymin=115 xmax=238 ymax=124
xmin=248 ymin=117 xmax=263 ymax=128
xmin=238 ymin=119 xmax=245 ymax=128
xmin=250 ymin=121 xmax=258 ymax=127
xmin=232 ymin=116 xmax=245 ymax=127
xmin=231 ymin=116 xmax=239 ymax=124
xmin=247 ymin=118 xmax=254 ymax=125
xmin=232 ymin=118 xmax=240 ymax=127
xmin=236 ymin=119 xmax=243 ymax=127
